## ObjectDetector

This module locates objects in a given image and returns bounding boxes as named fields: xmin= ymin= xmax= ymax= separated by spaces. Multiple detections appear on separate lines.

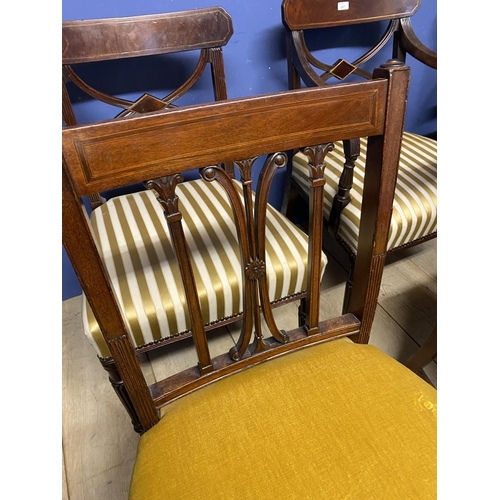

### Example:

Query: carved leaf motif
xmin=145 ymin=174 xmax=184 ymax=215
xmin=302 ymin=143 xmax=334 ymax=179
xmin=234 ymin=157 xmax=258 ymax=183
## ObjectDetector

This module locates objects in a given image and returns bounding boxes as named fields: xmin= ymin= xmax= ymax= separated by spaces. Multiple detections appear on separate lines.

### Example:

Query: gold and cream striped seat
xmin=83 ymin=179 xmax=328 ymax=358
xmin=291 ymin=132 xmax=437 ymax=253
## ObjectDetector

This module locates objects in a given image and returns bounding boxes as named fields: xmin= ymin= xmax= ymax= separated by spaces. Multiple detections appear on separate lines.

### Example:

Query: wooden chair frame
xmin=281 ymin=0 xmax=437 ymax=312
xmin=63 ymin=60 xmax=410 ymax=433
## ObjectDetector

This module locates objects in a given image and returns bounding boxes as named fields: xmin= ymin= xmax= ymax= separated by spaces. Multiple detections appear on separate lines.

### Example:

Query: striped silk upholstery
xmin=83 ymin=178 xmax=328 ymax=358
xmin=292 ymin=132 xmax=437 ymax=252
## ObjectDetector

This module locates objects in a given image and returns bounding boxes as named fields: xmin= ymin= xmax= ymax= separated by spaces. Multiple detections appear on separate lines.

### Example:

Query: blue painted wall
xmin=62 ymin=0 xmax=437 ymax=300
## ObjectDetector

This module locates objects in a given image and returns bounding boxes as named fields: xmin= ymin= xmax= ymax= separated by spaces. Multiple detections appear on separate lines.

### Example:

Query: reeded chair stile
xmin=63 ymin=56 xmax=437 ymax=498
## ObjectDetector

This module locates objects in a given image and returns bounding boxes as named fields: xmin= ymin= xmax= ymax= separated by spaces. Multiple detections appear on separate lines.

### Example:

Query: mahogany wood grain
xmin=150 ymin=314 xmax=361 ymax=407
xmin=62 ymin=165 xmax=159 ymax=431
xmin=398 ymin=17 xmax=437 ymax=69
xmin=62 ymin=8 xmax=235 ymax=184
xmin=302 ymin=144 xmax=333 ymax=334
xmin=282 ymin=0 xmax=420 ymax=30
xmin=144 ymin=175 xmax=214 ymax=376
xmin=62 ymin=81 xmax=387 ymax=196
xmin=62 ymin=7 xmax=233 ymax=64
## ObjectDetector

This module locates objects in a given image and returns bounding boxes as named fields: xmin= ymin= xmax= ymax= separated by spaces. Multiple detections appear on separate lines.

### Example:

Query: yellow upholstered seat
xmin=83 ymin=179 xmax=327 ymax=358
xmin=292 ymin=133 xmax=437 ymax=252
xmin=130 ymin=337 xmax=437 ymax=499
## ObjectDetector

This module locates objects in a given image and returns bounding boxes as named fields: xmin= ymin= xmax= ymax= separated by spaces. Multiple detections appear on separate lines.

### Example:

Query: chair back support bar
xmin=282 ymin=0 xmax=420 ymax=30
xmin=397 ymin=17 xmax=437 ymax=68
xmin=63 ymin=62 xmax=410 ymax=432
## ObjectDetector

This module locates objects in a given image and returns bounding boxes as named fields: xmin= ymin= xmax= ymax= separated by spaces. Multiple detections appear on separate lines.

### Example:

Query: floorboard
xmin=62 ymin=298 xmax=140 ymax=500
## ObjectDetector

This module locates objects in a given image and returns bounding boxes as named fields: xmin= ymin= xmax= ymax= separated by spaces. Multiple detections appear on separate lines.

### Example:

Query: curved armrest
xmin=400 ymin=18 xmax=437 ymax=70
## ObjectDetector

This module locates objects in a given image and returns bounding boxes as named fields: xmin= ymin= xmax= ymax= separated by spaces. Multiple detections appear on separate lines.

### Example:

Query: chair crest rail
xmin=62 ymin=7 xmax=233 ymax=64
xmin=62 ymin=81 xmax=387 ymax=195
xmin=282 ymin=0 xmax=420 ymax=30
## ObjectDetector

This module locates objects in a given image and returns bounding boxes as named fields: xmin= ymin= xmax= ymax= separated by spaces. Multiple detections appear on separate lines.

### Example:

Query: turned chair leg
xmin=281 ymin=177 xmax=300 ymax=220
xmin=340 ymin=250 xmax=357 ymax=315
xmin=342 ymin=265 xmax=355 ymax=315
xmin=100 ymin=357 xmax=146 ymax=434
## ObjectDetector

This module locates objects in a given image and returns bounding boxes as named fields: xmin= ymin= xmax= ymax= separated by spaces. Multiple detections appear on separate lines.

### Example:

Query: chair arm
xmin=399 ymin=18 xmax=437 ymax=70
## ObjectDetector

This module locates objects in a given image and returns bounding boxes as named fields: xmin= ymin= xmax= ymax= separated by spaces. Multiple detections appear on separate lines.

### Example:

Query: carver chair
xmin=281 ymin=0 xmax=437 ymax=312
xmin=63 ymin=58 xmax=437 ymax=498
xmin=62 ymin=8 xmax=328 ymax=433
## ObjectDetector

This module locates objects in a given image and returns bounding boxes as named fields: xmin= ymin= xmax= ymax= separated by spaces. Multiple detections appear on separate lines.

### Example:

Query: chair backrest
xmin=62 ymin=60 xmax=410 ymax=432
xmin=281 ymin=0 xmax=436 ymax=238
xmin=281 ymin=0 xmax=436 ymax=88
xmin=62 ymin=7 xmax=234 ymax=208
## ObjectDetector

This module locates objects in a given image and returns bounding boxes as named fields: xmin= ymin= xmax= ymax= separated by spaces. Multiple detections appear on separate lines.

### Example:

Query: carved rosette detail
xmin=245 ymin=259 xmax=266 ymax=280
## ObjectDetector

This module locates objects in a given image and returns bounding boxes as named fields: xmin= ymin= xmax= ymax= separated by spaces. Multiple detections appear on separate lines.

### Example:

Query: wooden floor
xmin=62 ymin=238 xmax=437 ymax=500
